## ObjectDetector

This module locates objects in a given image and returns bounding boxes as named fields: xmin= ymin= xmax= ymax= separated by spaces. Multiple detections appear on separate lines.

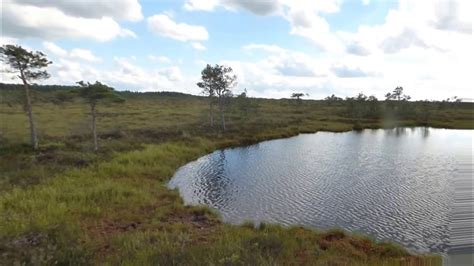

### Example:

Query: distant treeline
xmin=0 ymin=83 xmax=196 ymax=99
xmin=1 ymin=82 xmax=470 ymax=103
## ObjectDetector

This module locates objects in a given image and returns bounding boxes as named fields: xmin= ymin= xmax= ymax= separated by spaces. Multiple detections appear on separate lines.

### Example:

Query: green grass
xmin=2 ymin=90 xmax=471 ymax=265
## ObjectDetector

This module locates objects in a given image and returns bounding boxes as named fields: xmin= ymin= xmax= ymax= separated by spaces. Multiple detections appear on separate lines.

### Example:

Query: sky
xmin=1 ymin=0 xmax=472 ymax=100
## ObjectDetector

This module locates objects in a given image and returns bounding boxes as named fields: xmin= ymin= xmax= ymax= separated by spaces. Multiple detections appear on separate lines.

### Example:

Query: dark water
xmin=169 ymin=128 xmax=473 ymax=258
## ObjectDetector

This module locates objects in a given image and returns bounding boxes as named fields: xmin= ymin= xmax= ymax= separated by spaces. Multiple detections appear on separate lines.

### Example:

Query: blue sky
xmin=1 ymin=0 xmax=472 ymax=100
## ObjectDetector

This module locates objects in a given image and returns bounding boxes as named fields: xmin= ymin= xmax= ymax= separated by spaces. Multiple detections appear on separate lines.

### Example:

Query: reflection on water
xmin=169 ymin=128 xmax=473 ymax=257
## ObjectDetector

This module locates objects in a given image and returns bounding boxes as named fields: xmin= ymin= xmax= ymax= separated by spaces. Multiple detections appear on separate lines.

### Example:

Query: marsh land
xmin=1 ymin=84 xmax=472 ymax=265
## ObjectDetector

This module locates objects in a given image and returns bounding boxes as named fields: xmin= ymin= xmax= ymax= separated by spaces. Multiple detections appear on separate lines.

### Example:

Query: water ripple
xmin=168 ymin=128 xmax=473 ymax=255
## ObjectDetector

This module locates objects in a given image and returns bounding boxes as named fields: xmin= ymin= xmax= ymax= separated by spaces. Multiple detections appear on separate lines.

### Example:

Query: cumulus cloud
xmin=107 ymin=58 xmax=188 ymax=91
xmin=184 ymin=0 xmax=220 ymax=11
xmin=243 ymin=44 xmax=286 ymax=54
xmin=148 ymin=55 xmax=171 ymax=63
xmin=276 ymin=63 xmax=317 ymax=77
xmin=191 ymin=42 xmax=207 ymax=51
xmin=343 ymin=0 xmax=472 ymax=56
xmin=183 ymin=0 xmax=280 ymax=15
xmin=4 ymin=0 xmax=471 ymax=101
xmin=280 ymin=1 xmax=344 ymax=52
xmin=0 ymin=37 xmax=18 ymax=46
xmin=1 ymin=2 xmax=137 ymax=42
xmin=222 ymin=0 xmax=281 ymax=15
xmin=281 ymin=0 xmax=341 ymax=14
xmin=331 ymin=65 xmax=377 ymax=78
xmin=42 ymin=57 xmax=188 ymax=92
xmin=431 ymin=0 xmax=471 ymax=34
xmin=70 ymin=49 xmax=101 ymax=62
xmin=12 ymin=0 xmax=143 ymax=21
xmin=184 ymin=0 xmax=343 ymax=51
xmin=43 ymin=41 xmax=68 ymax=57
xmin=8 ymin=45 xmax=189 ymax=93
xmin=346 ymin=42 xmax=371 ymax=56
xmin=274 ymin=55 xmax=324 ymax=77
xmin=225 ymin=44 xmax=335 ymax=98
xmin=157 ymin=67 xmax=183 ymax=82
xmin=43 ymin=42 xmax=101 ymax=62
xmin=53 ymin=58 xmax=99 ymax=82
xmin=242 ymin=44 xmax=325 ymax=77
xmin=380 ymin=28 xmax=429 ymax=54
xmin=147 ymin=14 xmax=209 ymax=42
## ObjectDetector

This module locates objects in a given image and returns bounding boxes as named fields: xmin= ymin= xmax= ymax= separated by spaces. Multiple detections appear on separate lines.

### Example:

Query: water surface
xmin=169 ymin=128 xmax=473 ymax=256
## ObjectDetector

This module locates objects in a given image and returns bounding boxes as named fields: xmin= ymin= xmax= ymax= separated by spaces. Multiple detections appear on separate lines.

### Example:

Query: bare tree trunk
xmin=20 ymin=70 xmax=38 ymax=150
xmin=219 ymin=97 xmax=226 ymax=131
xmin=91 ymin=102 xmax=98 ymax=152
xmin=209 ymin=98 xmax=214 ymax=127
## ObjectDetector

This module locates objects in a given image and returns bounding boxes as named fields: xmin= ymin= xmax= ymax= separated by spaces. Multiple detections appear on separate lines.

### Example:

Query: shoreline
xmin=167 ymin=126 xmax=470 ymax=258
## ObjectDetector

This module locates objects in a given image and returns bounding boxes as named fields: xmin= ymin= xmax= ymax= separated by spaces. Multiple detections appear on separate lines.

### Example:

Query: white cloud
xmin=0 ymin=37 xmax=18 ymax=46
xmin=12 ymin=0 xmax=143 ymax=21
xmin=222 ymin=0 xmax=281 ymax=15
xmin=108 ymin=57 xmax=187 ymax=91
xmin=184 ymin=0 xmax=220 ymax=11
xmin=30 ymin=56 xmax=191 ymax=93
xmin=243 ymin=44 xmax=286 ymax=54
xmin=343 ymin=0 xmax=472 ymax=54
xmin=119 ymin=29 xmax=138 ymax=39
xmin=282 ymin=1 xmax=344 ymax=52
xmin=379 ymin=28 xmax=429 ymax=54
xmin=53 ymin=58 xmax=99 ymax=82
xmin=321 ymin=0 xmax=473 ymax=100
xmin=157 ymin=66 xmax=183 ymax=82
xmin=43 ymin=41 xmax=68 ymax=57
xmin=1 ymin=2 xmax=137 ymax=42
xmin=219 ymin=45 xmax=335 ymax=98
xmin=183 ymin=0 xmax=280 ymax=15
xmin=184 ymin=0 xmax=344 ymax=51
xmin=346 ymin=42 xmax=371 ymax=56
xmin=184 ymin=0 xmax=340 ymax=16
xmin=235 ymin=16 xmax=472 ymax=100
xmin=191 ymin=42 xmax=207 ymax=51
xmin=43 ymin=42 xmax=101 ymax=62
xmin=147 ymin=14 xmax=209 ymax=42
xmin=148 ymin=55 xmax=171 ymax=63
xmin=243 ymin=44 xmax=329 ymax=77
xmin=431 ymin=0 xmax=471 ymax=34
xmin=70 ymin=49 xmax=101 ymax=62
xmin=331 ymin=64 xmax=378 ymax=78
xmin=281 ymin=0 xmax=342 ymax=15
xmin=3 ymin=0 xmax=471 ymax=101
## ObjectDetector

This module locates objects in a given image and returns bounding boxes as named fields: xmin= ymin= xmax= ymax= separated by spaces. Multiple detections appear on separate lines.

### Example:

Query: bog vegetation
xmin=1 ymin=45 xmax=472 ymax=265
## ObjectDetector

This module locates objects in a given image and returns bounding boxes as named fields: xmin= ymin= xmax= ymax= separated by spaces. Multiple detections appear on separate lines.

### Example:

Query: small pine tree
xmin=197 ymin=64 xmax=237 ymax=131
xmin=76 ymin=81 xmax=124 ymax=151
xmin=0 ymin=45 xmax=52 ymax=149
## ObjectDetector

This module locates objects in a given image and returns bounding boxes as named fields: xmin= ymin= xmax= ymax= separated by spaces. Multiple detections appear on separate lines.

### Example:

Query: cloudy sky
xmin=1 ymin=0 xmax=472 ymax=100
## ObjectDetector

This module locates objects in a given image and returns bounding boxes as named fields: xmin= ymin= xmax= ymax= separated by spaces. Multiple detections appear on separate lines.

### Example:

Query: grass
xmin=1 ymin=88 xmax=471 ymax=265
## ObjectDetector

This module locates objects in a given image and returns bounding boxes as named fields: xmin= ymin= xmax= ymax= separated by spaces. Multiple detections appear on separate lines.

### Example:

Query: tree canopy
xmin=291 ymin=93 xmax=305 ymax=100
xmin=197 ymin=64 xmax=237 ymax=98
xmin=197 ymin=64 xmax=237 ymax=130
xmin=76 ymin=81 xmax=124 ymax=104
xmin=385 ymin=86 xmax=411 ymax=101
xmin=324 ymin=94 xmax=343 ymax=101
xmin=0 ymin=44 xmax=51 ymax=81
